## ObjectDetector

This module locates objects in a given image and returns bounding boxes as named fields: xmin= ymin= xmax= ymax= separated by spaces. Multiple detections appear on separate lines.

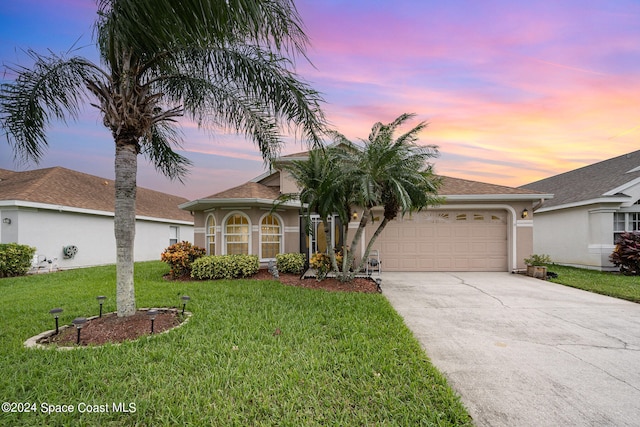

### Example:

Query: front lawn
xmin=0 ymin=262 xmax=471 ymax=426
xmin=547 ymin=264 xmax=640 ymax=303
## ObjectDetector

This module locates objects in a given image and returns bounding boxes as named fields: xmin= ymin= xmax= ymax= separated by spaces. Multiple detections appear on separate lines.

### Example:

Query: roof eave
xmin=179 ymin=198 xmax=301 ymax=211
xmin=442 ymin=193 xmax=554 ymax=202
xmin=535 ymin=196 xmax=630 ymax=213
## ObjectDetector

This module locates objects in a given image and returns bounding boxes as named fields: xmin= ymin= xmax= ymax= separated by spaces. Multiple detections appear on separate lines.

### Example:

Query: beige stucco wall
xmin=193 ymin=207 xmax=300 ymax=261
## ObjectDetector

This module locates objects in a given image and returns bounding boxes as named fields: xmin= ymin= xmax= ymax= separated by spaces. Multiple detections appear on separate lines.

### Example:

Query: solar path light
xmin=72 ymin=317 xmax=87 ymax=345
xmin=181 ymin=295 xmax=190 ymax=315
xmin=96 ymin=296 xmax=106 ymax=317
xmin=49 ymin=308 xmax=63 ymax=335
xmin=147 ymin=309 xmax=158 ymax=334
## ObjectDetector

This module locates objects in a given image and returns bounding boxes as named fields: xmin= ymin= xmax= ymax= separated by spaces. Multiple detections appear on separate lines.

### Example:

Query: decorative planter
xmin=527 ymin=265 xmax=547 ymax=279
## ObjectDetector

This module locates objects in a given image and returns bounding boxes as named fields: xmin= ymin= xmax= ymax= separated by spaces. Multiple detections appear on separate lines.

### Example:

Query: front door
xmin=300 ymin=214 xmax=343 ymax=260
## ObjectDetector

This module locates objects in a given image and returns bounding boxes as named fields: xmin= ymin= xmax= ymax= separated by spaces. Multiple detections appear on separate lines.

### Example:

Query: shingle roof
xmin=204 ymin=181 xmax=280 ymax=200
xmin=520 ymin=150 xmax=640 ymax=208
xmin=440 ymin=176 xmax=543 ymax=196
xmin=0 ymin=167 xmax=193 ymax=222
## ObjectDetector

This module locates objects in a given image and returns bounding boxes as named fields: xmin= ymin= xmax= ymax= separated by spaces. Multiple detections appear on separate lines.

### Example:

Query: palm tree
xmin=278 ymin=146 xmax=350 ymax=274
xmin=0 ymin=0 xmax=325 ymax=316
xmin=334 ymin=114 xmax=443 ymax=280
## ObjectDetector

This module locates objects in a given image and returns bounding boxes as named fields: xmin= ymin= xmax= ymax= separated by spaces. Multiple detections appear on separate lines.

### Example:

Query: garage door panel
xmin=368 ymin=210 xmax=508 ymax=272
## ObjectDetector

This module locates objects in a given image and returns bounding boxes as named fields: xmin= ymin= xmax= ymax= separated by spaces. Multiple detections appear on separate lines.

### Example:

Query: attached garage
xmin=370 ymin=209 xmax=508 ymax=272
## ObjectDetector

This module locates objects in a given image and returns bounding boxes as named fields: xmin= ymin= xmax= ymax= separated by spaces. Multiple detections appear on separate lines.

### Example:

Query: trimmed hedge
xmin=191 ymin=254 xmax=260 ymax=280
xmin=276 ymin=253 xmax=306 ymax=274
xmin=0 ymin=243 xmax=36 ymax=278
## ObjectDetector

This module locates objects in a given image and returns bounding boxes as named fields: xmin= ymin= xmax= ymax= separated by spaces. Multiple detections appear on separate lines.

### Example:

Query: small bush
xmin=524 ymin=254 xmax=551 ymax=266
xmin=191 ymin=254 xmax=260 ymax=280
xmin=610 ymin=232 xmax=640 ymax=275
xmin=309 ymin=251 xmax=343 ymax=280
xmin=161 ymin=241 xmax=206 ymax=278
xmin=0 ymin=243 xmax=36 ymax=278
xmin=276 ymin=253 xmax=306 ymax=274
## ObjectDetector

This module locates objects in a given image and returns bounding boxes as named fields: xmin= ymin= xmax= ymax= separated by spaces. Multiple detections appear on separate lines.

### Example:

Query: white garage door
xmin=368 ymin=210 xmax=508 ymax=272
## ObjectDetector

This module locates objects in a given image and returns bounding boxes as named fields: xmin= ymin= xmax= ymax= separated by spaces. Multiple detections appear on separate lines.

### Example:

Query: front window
xmin=225 ymin=213 xmax=250 ymax=255
xmin=260 ymin=214 xmax=282 ymax=260
xmin=206 ymin=214 xmax=216 ymax=255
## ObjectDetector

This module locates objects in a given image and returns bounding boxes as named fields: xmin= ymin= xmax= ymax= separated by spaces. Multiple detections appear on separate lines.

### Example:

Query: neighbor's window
xmin=225 ymin=213 xmax=250 ymax=255
xmin=206 ymin=214 xmax=216 ymax=255
xmin=260 ymin=214 xmax=282 ymax=259
xmin=614 ymin=212 xmax=640 ymax=243
xmin=169 ymin=226 xmax=179 ymax=245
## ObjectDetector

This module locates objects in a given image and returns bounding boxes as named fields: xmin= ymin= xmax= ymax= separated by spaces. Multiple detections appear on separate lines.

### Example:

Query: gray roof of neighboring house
xmin=520 ymin=150 xmax=640 ymax=209
xmin=0 ymin=166 xmax=193 ymax=222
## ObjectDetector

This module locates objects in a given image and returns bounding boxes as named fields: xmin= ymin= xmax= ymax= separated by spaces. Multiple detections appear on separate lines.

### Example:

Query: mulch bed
xmin=38 ymin=270 xmax=378 ymax=348
xmin=249 ymin=269 xmax=380 ymax=293
xmin=43 ymin=310 xmax=183 ymax=347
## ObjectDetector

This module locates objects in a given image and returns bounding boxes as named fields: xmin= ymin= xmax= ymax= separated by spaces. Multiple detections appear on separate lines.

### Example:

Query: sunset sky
xmin=1 ymin=0 xmax=639 ymax=200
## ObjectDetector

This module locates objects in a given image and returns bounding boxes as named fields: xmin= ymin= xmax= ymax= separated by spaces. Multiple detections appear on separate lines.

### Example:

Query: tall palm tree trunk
xmin=114 ymin=141 xmax=138 ymax=317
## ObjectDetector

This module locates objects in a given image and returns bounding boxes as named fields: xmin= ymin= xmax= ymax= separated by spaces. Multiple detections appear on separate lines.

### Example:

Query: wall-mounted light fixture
xmin=2 ymin=218 xmax=11 ymax=224
xmin=352 ymin=212 xmax=358 ymax=220
xmin=521 ymin=209 xmax=529 ymax=219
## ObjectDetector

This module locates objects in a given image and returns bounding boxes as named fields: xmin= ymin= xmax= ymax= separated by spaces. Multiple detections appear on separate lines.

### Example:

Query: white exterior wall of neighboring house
xmin=533 ymin=203 xmax=625 ymax=271
xmin=0 ymin=203 xmax=193 ymax=270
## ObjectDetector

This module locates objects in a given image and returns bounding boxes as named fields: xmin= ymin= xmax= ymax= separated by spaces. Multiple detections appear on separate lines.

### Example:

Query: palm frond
xmin=0 ymin=51 xmax=104 ymax=163
xmin=140 ymin=122 xmax=192 ymax=182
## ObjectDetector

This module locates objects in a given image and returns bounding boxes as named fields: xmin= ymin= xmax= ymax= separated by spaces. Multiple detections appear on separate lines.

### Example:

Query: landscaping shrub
xmin=191 ymin=254 xmax=259 ymax=280
xmin=309 ymin=251 xmax=343 ymax=279
xmin=610 ymin=232 xmax=640 ymax=275
xmin=276 ymin=253 xmax=306 ymax=274
xmin=160 ymin=241 xmax=206 ymax=278
xmin=0 ymin=243 xmax=36 ymax=278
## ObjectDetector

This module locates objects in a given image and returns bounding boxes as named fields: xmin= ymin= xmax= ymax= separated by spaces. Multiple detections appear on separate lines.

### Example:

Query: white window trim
xmin=259 ymin=212 xmax=284 ymax=261
xmin=205 ymin=214 xmax=216 ymax=255
xmin=169 ymin=226 xmax=179 ymax=246
xmin=222 ymin=211 xmax=251 ymax=255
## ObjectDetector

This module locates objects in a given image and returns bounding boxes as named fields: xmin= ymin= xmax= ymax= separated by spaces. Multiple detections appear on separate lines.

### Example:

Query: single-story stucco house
xmin=181 ymin=150 xmax=551 ymax=272
xmin=521 ymin=150 xmax=640 ymax=271
xmin=0 ymin=167 xmax=194 ymax=270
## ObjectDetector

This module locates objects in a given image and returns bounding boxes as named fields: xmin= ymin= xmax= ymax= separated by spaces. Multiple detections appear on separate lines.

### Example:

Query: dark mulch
xmin=43 ymin=310 xmax=183 ymax=347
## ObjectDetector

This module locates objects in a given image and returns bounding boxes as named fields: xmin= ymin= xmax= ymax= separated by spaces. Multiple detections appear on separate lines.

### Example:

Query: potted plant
xmin=524 ymin=254 xmax=551 ymax=279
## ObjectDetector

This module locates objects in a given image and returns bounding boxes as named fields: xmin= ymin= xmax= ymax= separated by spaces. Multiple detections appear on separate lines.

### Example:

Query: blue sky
xmin=1 ymin=0 xmax=639 ymax=199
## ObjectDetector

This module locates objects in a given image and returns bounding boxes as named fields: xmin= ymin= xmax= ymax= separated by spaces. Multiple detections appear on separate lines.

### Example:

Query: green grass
xmin=0 ymin=262 xmax=471 ymax=426
xmin=547 ymin=264 xmax=640 ymax=303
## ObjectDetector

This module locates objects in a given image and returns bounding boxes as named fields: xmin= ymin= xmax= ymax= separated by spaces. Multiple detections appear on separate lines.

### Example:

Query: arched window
xmin=260 ymin=214 xmax=282 ymax=260
xmin=224 ymin=213 xmax=250 ymax=255
xmin=205 ymin=214 xmax=216 ymax=255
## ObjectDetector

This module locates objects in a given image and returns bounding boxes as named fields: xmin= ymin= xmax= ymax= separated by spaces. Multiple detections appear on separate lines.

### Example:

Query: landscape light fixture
xmin=49 ymin=308 xmax=63 ymax=335
xmin=181 ymin=295 xmax=191 ymax=315
xmin=72 ymin=317 xmax=87 ymax=345
xmin=375 ymin=278 xmax=382 ymax=293
xmin=147 ymin=309 xmax=158 ymax=334
xmin=96 ymin=296 xmax=107 ymax=317
xmin=521 ymin=208 xmax=529 ymax=219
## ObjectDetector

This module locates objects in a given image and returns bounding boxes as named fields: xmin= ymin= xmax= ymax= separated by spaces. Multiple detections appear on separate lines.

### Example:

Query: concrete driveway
xmin=382 ymin=272 xmax=640 ymax=427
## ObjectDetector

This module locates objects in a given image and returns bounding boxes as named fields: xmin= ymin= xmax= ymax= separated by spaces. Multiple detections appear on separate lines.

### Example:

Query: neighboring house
xmin=0 ymin=167 xmax=194 ymax=270
xmin=181 ymin=151 xmax=551 ymax=272
xmin=521 ymin=150 xmax=640 ymax=271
